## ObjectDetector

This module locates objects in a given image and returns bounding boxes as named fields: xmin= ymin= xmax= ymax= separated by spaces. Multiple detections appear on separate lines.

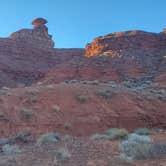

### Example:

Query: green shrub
xmin=36 ymin=132 xmax=60 ymax=145
xmin=118 ymin=133 xmax=166 ymax=161
xmin=20 ymin=108 xmax=34 ymax=121
xmin=0 ymin=89 xmax=8 ymax=96
xmin=61 ymin=135 xmax=73 ymax=141
xmin=107 ymin=157 xmax=133 ymax=166
xmin=64 ymin=122 xmax=72 ymax=130
xmin=120 ymin=141 xmax=153 ymax=160
xmin=96 ymin=90 xmax=113 ymax=99
xmin=55 ymin=148 xmax=71 ymax=161
xmin=120 ymin=132 xmax=166 ymax=161
xmin=76 ymin=95 xmax=89 ymax=103
xmin=91 ymin=80 xmax=99 ymax=85
xmin=120 ymin=140 xmax=166 ymax=161
xmin=134 ymin=128 xmax=152 ymax=135
xmin=2 ymin=144 xmax=21 ymax=155
xmin=90 ymin=134 xmax=109 ymax=141
xmin=127 ymin=133 xmax=152 ymax=143
xmin=105 ymin=128 xmax=128 ymax=139
xmin=29 ymin=96 xmax=38 ymax=103
xmin=14 ymin=131 xmax=32 ymax=143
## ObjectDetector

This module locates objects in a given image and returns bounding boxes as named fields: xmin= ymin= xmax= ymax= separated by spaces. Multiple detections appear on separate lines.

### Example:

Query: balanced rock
xmin=32 ymin=18 xmax=48 ymax=26
xmin=8 ymin=18 xmax=55 ymax=49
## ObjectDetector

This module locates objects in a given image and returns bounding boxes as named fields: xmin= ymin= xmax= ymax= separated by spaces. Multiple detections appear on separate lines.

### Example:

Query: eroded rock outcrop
xmin=8 ymin=18 xmax=54 ymax=49
xmin=85 ymin=30 xmax=166 ymax=57
xmin=0 ymin=18 xmax=84 ymax=88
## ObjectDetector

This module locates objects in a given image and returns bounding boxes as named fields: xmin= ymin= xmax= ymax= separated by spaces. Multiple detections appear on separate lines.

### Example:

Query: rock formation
xmin=0 ymin=18 xmax=84 ymax=88
xmin=0 ymin=20 xmax=166 ymax=87
xmin=8 ymin=18 xmax=54 ymax=48
xmin=85 ymin=30 xmax=166 ymax=57
xmin=0 ymin=19 xmax=165 ymax=137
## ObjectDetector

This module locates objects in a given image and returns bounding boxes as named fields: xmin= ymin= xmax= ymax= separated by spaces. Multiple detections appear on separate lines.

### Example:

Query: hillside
xmin=0 ymin=18 xmax=165 ymax=138
xmin=0 ymin=17 xmax=166 ymax=166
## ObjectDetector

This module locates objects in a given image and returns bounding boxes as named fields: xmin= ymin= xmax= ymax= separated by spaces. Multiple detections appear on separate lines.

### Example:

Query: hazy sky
xmin=0 ymin=0 xmax=166 ymax=48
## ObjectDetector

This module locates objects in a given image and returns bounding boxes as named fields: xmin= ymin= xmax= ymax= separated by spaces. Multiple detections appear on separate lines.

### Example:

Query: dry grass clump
xmin=52 ymin=105 xmax=61 ymax=112
xmin=20 ymin=108 xmax=34 ymax=121
xmin=96 ymin=89 xmax=113 ymax=99
xmin=36 ymin=132 xmax=60 ymax=145
xmin=105 ymin=128 xmax=129 ymax=139
xmin=76 ymin=95 xmax=89 ymax=103
xmin=55 ymin=147 xmax=71 ymax=161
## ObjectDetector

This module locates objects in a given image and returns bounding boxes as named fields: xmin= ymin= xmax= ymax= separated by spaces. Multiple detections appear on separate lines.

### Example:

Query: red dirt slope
xmin=0 ymin=82 xmax=165 ymax=137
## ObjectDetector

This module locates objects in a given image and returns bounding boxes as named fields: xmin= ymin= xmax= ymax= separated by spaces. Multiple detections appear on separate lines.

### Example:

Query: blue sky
xmin=0 ymin=0 xmax=166 ymax=48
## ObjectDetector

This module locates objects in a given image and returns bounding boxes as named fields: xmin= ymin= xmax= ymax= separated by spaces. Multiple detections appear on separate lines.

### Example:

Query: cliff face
xmin=85 ymin=30 xmax=166 ymax=57
xmin=1 ymin=24 xmax=166 ymax=88
xmin=0 ymin=39 xmax=84 ymax=87
xmin=83 ymin=30 xmax=166 ymax=82
xmin=0 ymin=18 xmax=84 ymax=88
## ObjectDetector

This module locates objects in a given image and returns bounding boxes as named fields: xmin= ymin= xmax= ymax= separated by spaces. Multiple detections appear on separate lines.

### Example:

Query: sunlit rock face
xmin=8 ymin=18 xmax=55 ymax=48
xmin=84 ymin=29 xmax=166 ymax=84
xmin=85 ymin=30 xmax=166 ymax=57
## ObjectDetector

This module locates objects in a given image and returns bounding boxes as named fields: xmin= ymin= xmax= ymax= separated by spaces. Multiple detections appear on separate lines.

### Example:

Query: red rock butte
xmin=85 ymin=30 xmax=166 ymax=57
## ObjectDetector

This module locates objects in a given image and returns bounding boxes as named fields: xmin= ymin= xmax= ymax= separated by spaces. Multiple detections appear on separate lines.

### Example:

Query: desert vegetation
xmin=0 ymin=128 xmax=165 ymax=165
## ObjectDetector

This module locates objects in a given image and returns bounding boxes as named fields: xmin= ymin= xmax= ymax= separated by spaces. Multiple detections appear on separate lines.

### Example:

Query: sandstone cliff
xmin=0 ymin=20 xmax=166 ymax=87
